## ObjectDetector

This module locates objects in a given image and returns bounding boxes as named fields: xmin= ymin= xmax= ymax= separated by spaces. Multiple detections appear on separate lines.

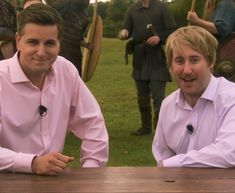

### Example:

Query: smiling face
xmin=169 ymin=44 xmax=212 ymax=105
xmin=16 ymin=23 xmax=60 ymax=82
xmin=164 ymin=26 xmax=218 ymax=106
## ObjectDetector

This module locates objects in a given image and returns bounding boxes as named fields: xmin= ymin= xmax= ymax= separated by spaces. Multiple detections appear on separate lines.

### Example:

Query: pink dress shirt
xmin=0 ymin=53 xmax=109 ymax=173
xmin=152 ymin=75 xmax=235 ymax=168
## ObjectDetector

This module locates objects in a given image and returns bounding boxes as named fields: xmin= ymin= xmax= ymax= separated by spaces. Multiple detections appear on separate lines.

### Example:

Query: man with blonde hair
xmin=152 ymin=25 xmax=235 ymax=168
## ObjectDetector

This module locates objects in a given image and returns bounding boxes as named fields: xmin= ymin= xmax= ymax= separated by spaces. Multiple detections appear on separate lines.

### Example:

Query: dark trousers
xmin=135 ymin=79 xmax=166 ymax=129
xmin=135 ymin=79 xmax=166 ymax=112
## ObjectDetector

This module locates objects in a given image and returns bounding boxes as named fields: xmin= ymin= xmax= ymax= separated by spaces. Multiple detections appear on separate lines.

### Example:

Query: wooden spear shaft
xmin=188 ymin=0 xmax=197 ymax=25
xmin=190 ymin=0 xmax=197 ymax=11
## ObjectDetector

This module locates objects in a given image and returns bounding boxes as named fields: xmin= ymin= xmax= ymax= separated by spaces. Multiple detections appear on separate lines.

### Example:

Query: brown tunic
xmin=46 ymin=0 xmax=89 ymax=75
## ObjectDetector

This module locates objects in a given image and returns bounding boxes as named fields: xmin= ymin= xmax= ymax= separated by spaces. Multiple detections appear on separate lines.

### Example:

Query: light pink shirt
xmin=152 ymin=76 xmax=235 ymax=168
xmin=0 ymin=53 xmax=109 ymax=173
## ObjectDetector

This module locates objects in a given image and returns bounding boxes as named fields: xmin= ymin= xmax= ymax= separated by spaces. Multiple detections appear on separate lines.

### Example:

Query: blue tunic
xmin=212 ymin=0 xmax=235 ymax=40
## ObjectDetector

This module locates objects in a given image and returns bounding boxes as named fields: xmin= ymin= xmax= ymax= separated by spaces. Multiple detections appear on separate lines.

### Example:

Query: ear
xmin=15 ymin=32 xmax=21 ymax=50
xmin=168 ymin=66 xmax=173 ymax=74
xmin=209 ymin=63 xmax=214 ymax=70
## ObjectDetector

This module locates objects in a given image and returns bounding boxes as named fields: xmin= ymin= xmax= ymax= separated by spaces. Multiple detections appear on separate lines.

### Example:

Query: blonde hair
xmin=165 ymin=26 xmax=218 ymax=68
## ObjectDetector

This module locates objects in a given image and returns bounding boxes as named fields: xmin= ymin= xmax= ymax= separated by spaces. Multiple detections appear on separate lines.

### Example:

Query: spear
xmin=188 ymin=0 xmax=197 ymax=25
xmin=190 ymin=0 xmax=197 ymax=11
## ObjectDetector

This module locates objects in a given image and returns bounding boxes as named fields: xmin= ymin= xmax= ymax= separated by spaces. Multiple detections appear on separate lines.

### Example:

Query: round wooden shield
xmin=214 ymin=33 xmax=235 ymax=82
xmin=82 ymin=15 xmax=103 ymax=82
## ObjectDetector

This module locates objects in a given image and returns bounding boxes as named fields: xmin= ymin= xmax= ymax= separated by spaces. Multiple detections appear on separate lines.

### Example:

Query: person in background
xmin=0 ymin=4 xmax=108 ymax=175
xmin=119 ymin=0 xmax=177 ymax=136
xmin=152 ymin=25 xmax=235 ymax=168
xmin=187 ymin=0 xmax=235 ymax=41
xmin=45 ymin=0 xmax=91 ymax=76
xmin=187 ymin=0 xmax=235 ymax=82
xmin=0 ymin=0 xmax=17 ymax=60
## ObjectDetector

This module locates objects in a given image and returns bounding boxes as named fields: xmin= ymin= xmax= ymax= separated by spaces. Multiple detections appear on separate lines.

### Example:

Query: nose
xmin=36 ymin=44 xmax=46 ymax=57
xmin=182 ymin=62 xmax=192 ymax=74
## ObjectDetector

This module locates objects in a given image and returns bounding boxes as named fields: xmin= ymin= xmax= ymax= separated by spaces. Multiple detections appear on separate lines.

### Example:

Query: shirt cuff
xmin=163 ymin=155 xmax=183 ymax=167
xmin=157 ymin=160 xmax=164 ymax=167
xmin=13 ymin=153 xmax=36 ymax=173
xmin=82 ymin=159 xmax=101 ymax=168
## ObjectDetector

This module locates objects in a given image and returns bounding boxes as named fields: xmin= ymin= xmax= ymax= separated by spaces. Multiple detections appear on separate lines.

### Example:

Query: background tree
xmin=168 ymin=0 xmax=204 ymax=27
xmin=102 ymin=0 xmax=132 ymax=37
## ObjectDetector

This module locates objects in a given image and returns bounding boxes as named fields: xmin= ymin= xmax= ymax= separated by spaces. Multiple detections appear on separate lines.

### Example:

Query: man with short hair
xmin=0 ymin=4 xmax=108 ymax=175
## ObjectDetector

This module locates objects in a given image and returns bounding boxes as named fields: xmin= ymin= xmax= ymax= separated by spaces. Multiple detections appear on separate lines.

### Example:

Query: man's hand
xmin=31 ymin=152 xmax=74 ymax=175
xmin=157 ymin=160 xmax=164 ymax=167
xmin=118 ymin=29 xmax=129 ymax=40
xmin=187 ymin=11 xmax=200 ymax=25
xmin=80 ymin=40 xmax=92 ymax=50
xmin=145 ymin=35 xmax=160 ymax=46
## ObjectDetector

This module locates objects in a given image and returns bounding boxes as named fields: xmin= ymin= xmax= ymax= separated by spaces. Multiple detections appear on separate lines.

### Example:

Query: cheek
xmin=169 ymin=66 xmax=181 ymax=77
xmin=52 ymin=47 xmax=60 ymax=56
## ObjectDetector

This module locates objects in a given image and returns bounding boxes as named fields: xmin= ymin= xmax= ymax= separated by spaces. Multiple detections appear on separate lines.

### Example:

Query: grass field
xmin=63 ymin=38 xmax=177 ymax=167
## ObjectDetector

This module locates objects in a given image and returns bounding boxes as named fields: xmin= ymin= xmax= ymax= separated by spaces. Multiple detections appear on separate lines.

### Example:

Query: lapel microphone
xmin=186 ymin=124 xmax=194 ymax=135
xmin=39 ymin=105 xmax=47 ymax=116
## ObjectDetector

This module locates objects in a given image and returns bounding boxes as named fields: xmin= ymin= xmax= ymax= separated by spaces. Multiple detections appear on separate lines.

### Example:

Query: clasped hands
xmin=118 ymin=29 xmax=160 ymax=46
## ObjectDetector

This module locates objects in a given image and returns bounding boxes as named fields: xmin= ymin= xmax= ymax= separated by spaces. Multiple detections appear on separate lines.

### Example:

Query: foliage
xmin=168 ymin=0 xmax=205 ymax=27
xmin=102 ymin=0 xmax=132 ymax=38
xmin=63 ymin=38 xmax=177 ymax=167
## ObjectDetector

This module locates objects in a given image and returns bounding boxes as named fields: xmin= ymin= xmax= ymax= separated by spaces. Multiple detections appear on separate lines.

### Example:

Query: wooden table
xmin=1 ymin=167 xmax=235 ymax=193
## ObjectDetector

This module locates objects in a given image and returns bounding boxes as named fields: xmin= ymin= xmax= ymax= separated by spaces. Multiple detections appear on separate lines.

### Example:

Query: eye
xmin=26 ymin=39 xmax=38 ymax=45
xmin=45 ymin=40 xmax=57 ymax=47
xmin=174 ymin=57 xmax=184 ymax=65
xmin=190 ymin=56 xmax=200 ymax=64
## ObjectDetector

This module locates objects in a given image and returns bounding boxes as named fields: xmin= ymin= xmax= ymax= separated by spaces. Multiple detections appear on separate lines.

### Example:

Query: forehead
xmin=21 ymin=23 xmax=59 ymax=39
xmin=172 ymin=43 xmax=202 ymax=57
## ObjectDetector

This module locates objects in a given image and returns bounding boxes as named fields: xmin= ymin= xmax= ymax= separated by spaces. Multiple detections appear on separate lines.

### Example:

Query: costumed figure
xmin=46 ymin=0 xmax=90 ymax=76
xmin=187 ymin=0 xmax=235 ymax=82
xmin=0 ymin=0 xmax=17 ymax=60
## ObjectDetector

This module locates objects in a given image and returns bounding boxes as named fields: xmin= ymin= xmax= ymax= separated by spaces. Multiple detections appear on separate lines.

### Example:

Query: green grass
xmin=63 ymin=38 xmax=177 ymax=167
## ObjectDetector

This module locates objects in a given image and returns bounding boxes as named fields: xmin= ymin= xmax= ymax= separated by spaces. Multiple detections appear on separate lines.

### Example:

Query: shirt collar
xmin=176 ymin=75 xmax=218 ymax=108
xmin=9 ymin=52 xmax=29 ymax=84
xmin=9 ymin=52 xmax=56 ymax=84
xmin=200 ymin=75 xmax=218 ymax=101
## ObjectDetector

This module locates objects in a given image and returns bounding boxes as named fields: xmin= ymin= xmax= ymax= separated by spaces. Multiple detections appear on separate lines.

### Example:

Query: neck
xmin=184 ymin=95 xmax=199 ymax=108
xmin=26 ymin=72 xmax=46 ymax=90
